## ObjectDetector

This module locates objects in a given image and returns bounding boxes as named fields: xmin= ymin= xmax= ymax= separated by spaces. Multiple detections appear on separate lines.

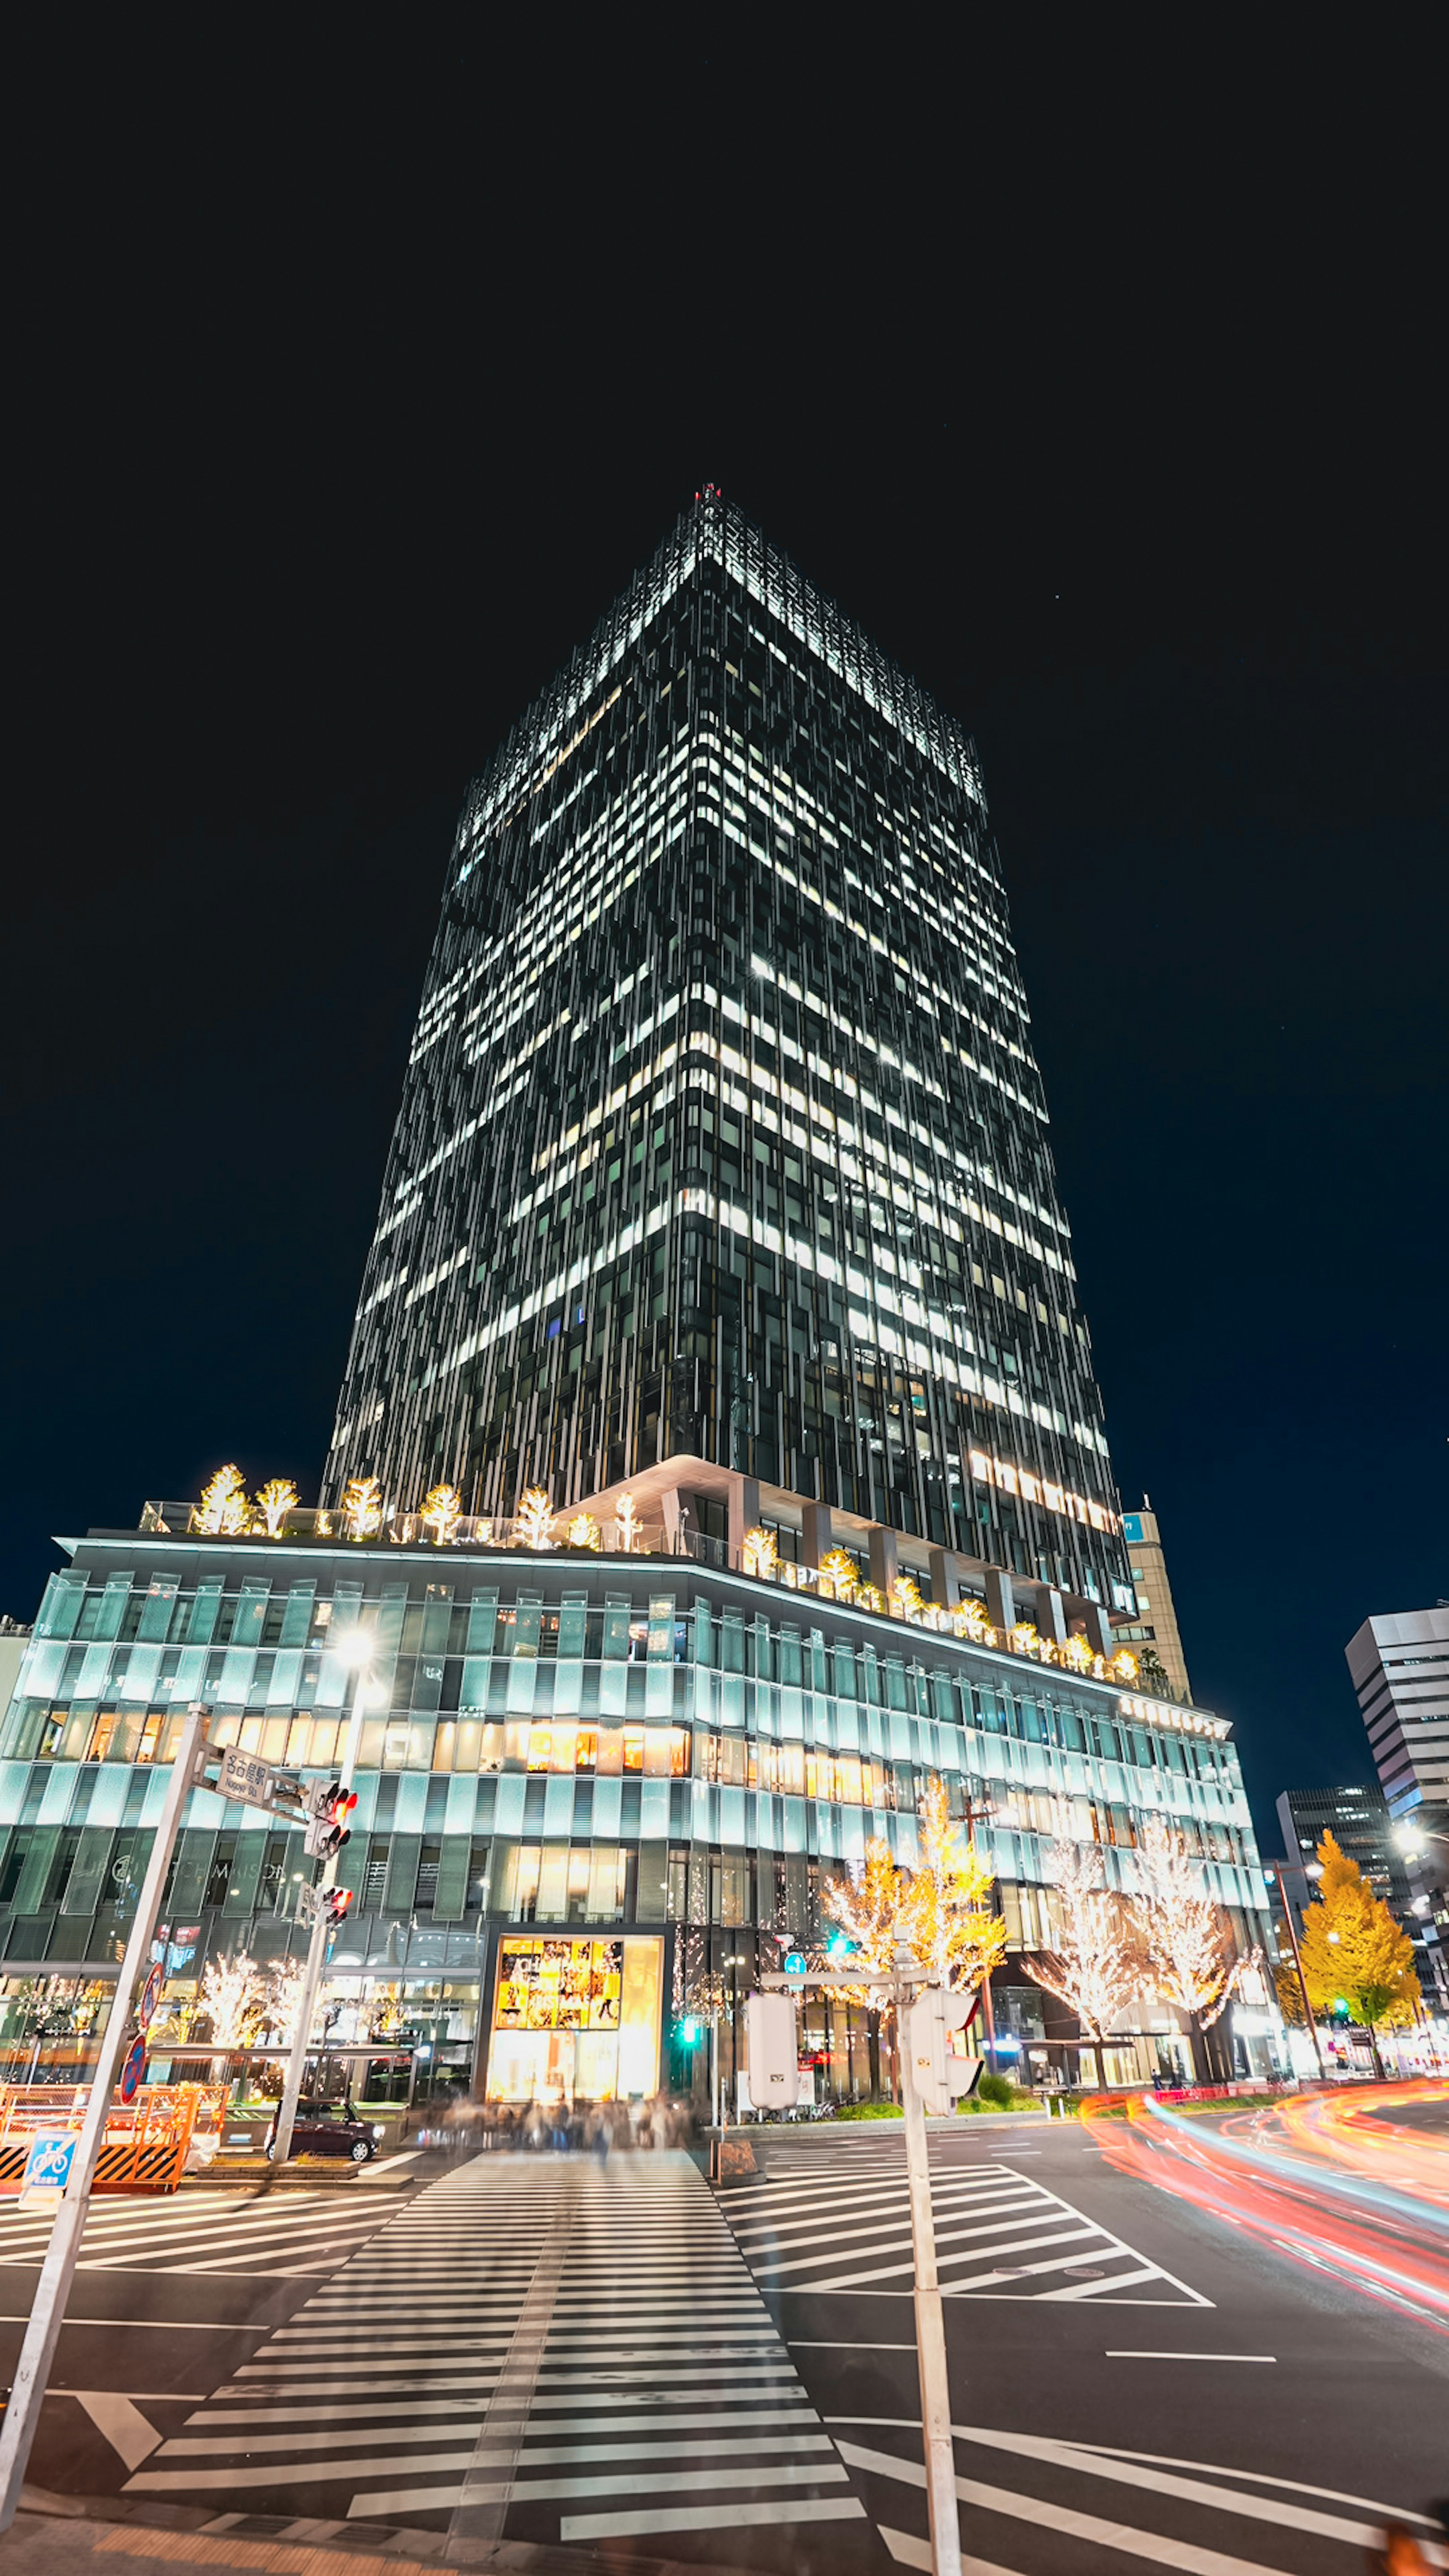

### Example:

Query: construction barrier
xmin=0 ymin=2082 xmax=228 ymax=2193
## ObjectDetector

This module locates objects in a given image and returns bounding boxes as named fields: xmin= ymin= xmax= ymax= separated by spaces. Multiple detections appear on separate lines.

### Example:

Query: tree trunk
xmin=1093 ymin=2036 xmax=1108 ymax=2093
xmin=1186 ymin=2016 xmax=1212 ymax=2086
xmin=868 ymin=2009 xmax=881 ymax=2103
xmin=1366 ymin=2022 xmax=1384 ymax=2082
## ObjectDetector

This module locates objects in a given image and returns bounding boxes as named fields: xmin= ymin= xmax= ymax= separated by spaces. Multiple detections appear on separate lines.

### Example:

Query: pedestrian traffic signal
xmin=305 ymin=1781 xmax=358 ymax=1859
xmin=321 ymin=1885 xmax=354 ymax=1927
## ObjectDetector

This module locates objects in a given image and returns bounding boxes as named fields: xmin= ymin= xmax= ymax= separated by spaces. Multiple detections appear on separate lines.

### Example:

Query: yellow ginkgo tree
xmin=1295 ymin=1832 xmax=1421 ymax=2077
xmin=899 ymin=1776 xmax=1007 ymax=1997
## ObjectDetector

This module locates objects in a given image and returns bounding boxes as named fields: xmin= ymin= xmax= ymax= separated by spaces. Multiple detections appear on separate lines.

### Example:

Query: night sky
xmin=7 ymin=25 xmax=1444 ymax=1850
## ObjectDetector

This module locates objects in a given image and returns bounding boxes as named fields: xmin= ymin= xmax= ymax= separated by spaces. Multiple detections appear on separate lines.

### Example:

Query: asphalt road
xmin=0 ymin=2113 xmax=1443 ymax=2572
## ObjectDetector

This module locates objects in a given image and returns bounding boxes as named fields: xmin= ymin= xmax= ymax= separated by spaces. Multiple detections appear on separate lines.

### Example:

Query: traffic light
xmin=305 ymin=1781 xmax=357 ymax=1859
xmin=905 ymin=1989 xmax=983 ymax=2116
xmin=321 ymin=1886 xmax=354 ymax=1927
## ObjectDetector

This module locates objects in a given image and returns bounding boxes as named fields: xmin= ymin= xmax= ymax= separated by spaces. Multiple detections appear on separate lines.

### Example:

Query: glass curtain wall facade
xmin=324 ymin=490 xmax=1134 ymax=1618
xmin=1 ymin=1533 xmax=1276 ymax=2097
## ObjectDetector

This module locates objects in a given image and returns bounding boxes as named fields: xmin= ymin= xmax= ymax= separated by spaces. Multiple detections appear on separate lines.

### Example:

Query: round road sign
xmin=119 ymin=2038 xmax=146 ymax=2104
xmin=137 ymin=1965 xmax=163 ymax=2031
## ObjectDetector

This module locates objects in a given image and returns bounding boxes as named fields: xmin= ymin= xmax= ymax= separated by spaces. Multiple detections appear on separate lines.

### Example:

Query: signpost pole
xmin=0 ymin=1699 xmax=211 ymax=2533
xmin=270 ymin=1669 xmax=368 ymax=2167
xmin=897 ymin=1957 xmax=963 ymax=2576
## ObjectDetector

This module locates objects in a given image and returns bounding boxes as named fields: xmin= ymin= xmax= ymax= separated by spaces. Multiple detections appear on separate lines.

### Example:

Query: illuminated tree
xmin=314 ymin=1509 xmax=334 ymax=1537
xmin=1109 ymin=1649 xmax=1139 ymax=1684
xmin=614 ymin=1492 xmax=644 ymax=1553
xmin=824 ymin=1838 xmax=909 ymax=1988
xmin=565 ymin=1512 xmax=602 ymax=1551
xmin=1296 ymin=1832 xmax=1422 ymax=2077
xmin=516 ymin=1487 xmax=556 ymax=1549
xmin=252 ymin=1478 xmax=298 ymax=1538
xmin=900 ymin=1776 xmax=1007 ymax=1995
xmin=420 ymin=1482 xmax=462 ymax=1545
xmin=1009 ymin=1621 xmax=1042 ymax=1659
xmin=341 ymin=1475 xmax=383 ymax=1540
xmin=891 ymin=1574 xmax=924 ymax=1622
xmin=1060 ymin=1633 xmax=1096 ymax=1676
xmin=742 ymin=1527 xmax=777 ymax=1579
xmin=195 ymin=1464 xmax=249 ymax=1536
xmin=855 ymin=1581 xmax=886 ymax=1614
xmin=199 ymin=1952 xmax=264 ymax=2047
xmin=263 ymin=1958 xmax=311 ymax=2046
xmin=1026 ymin=1841 xmax=1138 ymax=2090
xmin=954 ymin=1599 xmax=997 ymax=1647
xmin=817 ymin=1547 xmax=860 ymax=1601
xmin=1130 ymin=1815 xmax=1258 ymax=2078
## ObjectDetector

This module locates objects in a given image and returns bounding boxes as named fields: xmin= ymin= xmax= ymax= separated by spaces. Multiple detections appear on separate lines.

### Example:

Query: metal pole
xmin=271 ymin=1676 xmax=367 ymax=2165
xmin=897 ymin=1958 xmax=963 ymax=2576
xmin=1269 ymin=1861 xmax=1323 ymax=2079
xmin=0 ymin=1698 xmax=210 ymax=2533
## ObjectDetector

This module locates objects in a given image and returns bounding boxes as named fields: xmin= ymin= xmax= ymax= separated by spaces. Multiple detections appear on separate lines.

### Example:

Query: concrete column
xmin=801 ymin=1501 xmax=833 ymax=1570
xmin=1038 ymin=1588 xmax=1069 ymax=1646
xmin=727 ymin=1474 xmax=760 ymax=1563
xmin=984 ymin=1567 xmax=1016 ymax=1634
xmin=868 ymin=1524 xmax=899 ymax=1597
xmin=929 ymin=1549 xmax=964 ymax=1610
xmin=660 ymin=1485 xmax=684 ymax=1556
xmin=1081 ymin=1601 xmax=1115 ymax=1661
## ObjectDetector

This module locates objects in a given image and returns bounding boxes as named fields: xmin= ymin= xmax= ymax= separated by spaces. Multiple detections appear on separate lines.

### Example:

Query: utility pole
xmin=0 ymin=1699 xmax=211 ymax=2533
xmin=271 ymin=1647 xmax=370 ymax=2165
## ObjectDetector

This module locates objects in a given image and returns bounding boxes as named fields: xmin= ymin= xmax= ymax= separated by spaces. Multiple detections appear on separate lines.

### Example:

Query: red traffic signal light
xmin=305 ymin=1781 xmax=358 ymax=1859
xmin=321 ymin=1886 xmax=354 ymax=1926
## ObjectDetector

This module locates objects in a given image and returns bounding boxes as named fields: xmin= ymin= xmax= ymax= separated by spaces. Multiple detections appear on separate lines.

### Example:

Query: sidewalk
xmin=1 ymin=2491 xmax=753 ymax=2576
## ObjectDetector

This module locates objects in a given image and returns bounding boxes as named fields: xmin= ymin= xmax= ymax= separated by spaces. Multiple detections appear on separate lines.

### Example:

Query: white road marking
xmin=835 ymin=2440 xmax=1302 ymax=2576
xmin=952 ymin=2425 xmax=1388 ymax=2551
xmin=561 ymin=2496 xmax=866 ymax=2542
xmin=1105 ymin=2351 xmax=1277 ymax=2362
xmin=71 ymin=2393 xmax=163 ymax=2470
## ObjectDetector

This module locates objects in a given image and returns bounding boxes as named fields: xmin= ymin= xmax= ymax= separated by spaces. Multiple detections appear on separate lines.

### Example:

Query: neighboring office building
xmin=1275 ymin=1782 xmax=1415 ymax=1919
xmin=1113 ymin=1502 xmax=1191 ymax=1701
xmin=1346 ymin=1604 xmax=1449 ymax=2004
xmin=323 ymin=489 xmax=1140 ymax=1646
xmin=1 ymin=1515 xmax=1277 ymax=2099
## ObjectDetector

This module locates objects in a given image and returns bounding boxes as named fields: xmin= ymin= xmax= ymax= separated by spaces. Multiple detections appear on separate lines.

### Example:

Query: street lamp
xmin=724 ymin=1952 xmax=747 ymax=2120
xmin=1261 ymin=1859 xmax=1324 ymax=2079
xmin=271 ymin=1630 xmax=374 ymax=2166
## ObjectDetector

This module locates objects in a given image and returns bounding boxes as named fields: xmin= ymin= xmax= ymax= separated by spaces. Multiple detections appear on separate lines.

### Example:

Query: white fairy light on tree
xmin=1026 ymin=1840 xmax=1138 ymax=2092
xmin=1130 ymin=1814 xmax=1260 ymax=2078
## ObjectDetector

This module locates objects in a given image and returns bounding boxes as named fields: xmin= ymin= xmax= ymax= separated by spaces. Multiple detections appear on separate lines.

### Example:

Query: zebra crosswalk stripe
xmin=123 ymin=2148 xmax=871 ymax=2549
xmin=0 ymin=2187 xmax=400 ymax=2277
xmin=722 ymin=2152 xmax=1211 ymax=2304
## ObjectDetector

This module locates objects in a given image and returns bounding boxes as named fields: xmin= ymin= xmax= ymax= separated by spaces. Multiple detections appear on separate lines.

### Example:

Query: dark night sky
xmin=6 ymin=23 xmax=1445 ymax=1850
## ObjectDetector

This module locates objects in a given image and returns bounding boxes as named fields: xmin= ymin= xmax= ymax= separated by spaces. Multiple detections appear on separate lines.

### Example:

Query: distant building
xmin=1345 ymin=1605 xmax=1449 ymax=2006
xmin=1114 ymin=1503 xmax=1191 ymax=1702
xmin=1275 ymin=1782 xmax=1414 ymax=1919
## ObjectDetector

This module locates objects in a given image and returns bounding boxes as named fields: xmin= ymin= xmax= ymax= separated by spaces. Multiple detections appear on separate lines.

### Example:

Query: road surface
xmin=0 ymin=2105 xmax=1443 ymax=2570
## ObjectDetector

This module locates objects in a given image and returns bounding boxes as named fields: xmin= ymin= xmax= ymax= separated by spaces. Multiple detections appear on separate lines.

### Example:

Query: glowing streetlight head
xmin=1396 ymin=1826 xmax=1425 ymax=1856
xmin=334 ymin=1630 xmax=372 ymax=1670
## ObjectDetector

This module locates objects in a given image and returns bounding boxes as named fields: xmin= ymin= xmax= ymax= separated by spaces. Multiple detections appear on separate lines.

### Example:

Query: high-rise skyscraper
xmin=326 ymin=491 xmax=1135 ymax=1642
xmin=2 ymin=496 xmax=1282 ymax=2110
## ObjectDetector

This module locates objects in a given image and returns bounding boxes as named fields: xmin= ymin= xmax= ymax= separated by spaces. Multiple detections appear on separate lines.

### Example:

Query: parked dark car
xmin=266 ymin=2098 xmax=381 ymax=2162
